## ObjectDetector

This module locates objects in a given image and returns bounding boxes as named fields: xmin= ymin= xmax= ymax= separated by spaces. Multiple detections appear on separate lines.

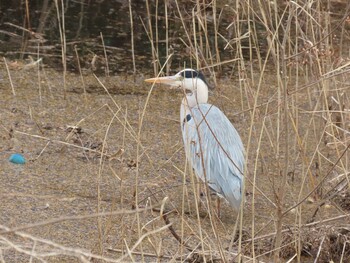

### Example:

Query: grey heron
xmin=145 ymin=69 xmax=245 ymax=212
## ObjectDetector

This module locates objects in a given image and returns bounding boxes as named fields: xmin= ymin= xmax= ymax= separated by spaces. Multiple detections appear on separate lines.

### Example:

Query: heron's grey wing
xmin=182 ymin=104 xmax=244 ymax=210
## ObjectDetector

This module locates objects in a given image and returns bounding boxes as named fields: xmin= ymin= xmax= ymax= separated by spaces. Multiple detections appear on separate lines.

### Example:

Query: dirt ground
xmin=0 ymin=62 xmax=349 ymax=262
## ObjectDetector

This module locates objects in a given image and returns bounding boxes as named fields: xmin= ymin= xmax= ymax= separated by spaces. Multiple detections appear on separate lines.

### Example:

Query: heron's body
xmin=181 ymin=103 xmax=244 ymax=210
xmin=145 ymin=68 xmax=245 ymax=212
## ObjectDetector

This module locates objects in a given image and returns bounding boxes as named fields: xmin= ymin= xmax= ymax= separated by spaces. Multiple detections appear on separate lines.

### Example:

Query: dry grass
xmin=0 ymin=0 xmax=350 ymax=262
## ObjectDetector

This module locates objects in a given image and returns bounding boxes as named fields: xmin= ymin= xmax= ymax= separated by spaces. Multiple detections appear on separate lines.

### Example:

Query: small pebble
xmin=306 ymin=197 xmax=315 ymax=204
xmin=9 ymin=153 xmax=26 ymax=164
xmin=324 ymin=204 xmax=332 ymax=209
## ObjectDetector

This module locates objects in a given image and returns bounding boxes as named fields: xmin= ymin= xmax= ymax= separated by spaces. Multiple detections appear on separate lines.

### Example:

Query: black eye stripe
xmin=180 ymin=70 xmax=198 ymax=78
xmin=180 ymin=70 xmax=207 ymax=85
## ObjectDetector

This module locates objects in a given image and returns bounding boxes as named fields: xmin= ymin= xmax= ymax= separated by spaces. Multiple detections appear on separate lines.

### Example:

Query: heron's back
xmin=182 ymin=104 xmax=244 ymax=211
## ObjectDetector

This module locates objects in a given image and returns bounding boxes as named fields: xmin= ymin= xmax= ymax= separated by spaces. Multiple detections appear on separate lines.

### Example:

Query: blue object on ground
xmin=9 ymin=153 xmax=26 ymax=164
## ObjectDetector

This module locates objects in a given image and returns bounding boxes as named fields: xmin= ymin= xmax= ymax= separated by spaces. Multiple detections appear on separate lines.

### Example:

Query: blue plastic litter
xmin=9 ymin=153 xmax=26 ymax=164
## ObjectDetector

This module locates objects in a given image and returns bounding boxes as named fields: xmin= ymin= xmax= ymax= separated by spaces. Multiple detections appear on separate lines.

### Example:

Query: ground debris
xmin=252 ymin=226 xmax=350 ymax=262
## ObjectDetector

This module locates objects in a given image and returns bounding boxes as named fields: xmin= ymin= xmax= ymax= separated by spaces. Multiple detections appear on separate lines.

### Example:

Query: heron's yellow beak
xmin=144 ymin=75 xmax=180 ymax=86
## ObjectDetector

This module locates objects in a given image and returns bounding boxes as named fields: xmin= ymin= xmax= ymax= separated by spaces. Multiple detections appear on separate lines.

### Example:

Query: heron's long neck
xmin=180 ymin=81 xmax=208 ymax=122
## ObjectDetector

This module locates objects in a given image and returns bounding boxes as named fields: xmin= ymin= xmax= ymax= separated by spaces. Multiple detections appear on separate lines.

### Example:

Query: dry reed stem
xmin=133 ymin=54 xmax=173 ymax=260
xmin=35 ymin=44 xmax=42 ymax=104
xmin=74 ymin=45 xmax=87 ymax=102
xmin=96 ymin=108 xmax=121 ymax=255
xmin=1 ymin=224 xmax=133 ymax=262
xmin=1 ymin=207 xmax=152 ymax=236
xmin=128 ymin=0 xmax=136 ymax=79
xmin=100 ymin=32 xmax=110 ymax=77
xmin=145 ymin=0 xmax=158 ymax=75
xmin=164 ymin=0 xmax=170 ymax=74
xmin=3 ymin=57 xmax=15 ymax=96
xmin=54 ymin=0 xmax=67 ymax=98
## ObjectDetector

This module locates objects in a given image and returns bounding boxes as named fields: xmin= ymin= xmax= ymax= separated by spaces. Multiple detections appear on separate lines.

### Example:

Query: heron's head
xmin=144 ymin=68 xmax=209 ymax=93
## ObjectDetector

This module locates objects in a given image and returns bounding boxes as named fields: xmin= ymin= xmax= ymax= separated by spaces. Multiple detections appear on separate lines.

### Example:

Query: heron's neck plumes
xmin=180 ymin=79 xmax=208 ymax=122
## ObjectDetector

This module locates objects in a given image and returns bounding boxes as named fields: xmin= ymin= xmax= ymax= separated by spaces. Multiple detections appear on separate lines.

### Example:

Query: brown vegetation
xmin=0 ymin=0 xmax=349 ymax=262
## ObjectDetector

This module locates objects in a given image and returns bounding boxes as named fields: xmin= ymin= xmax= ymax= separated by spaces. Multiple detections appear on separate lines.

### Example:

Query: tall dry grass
xmin=1 ymin=0 xmax=349 ymax=262
xmin=133 ymin=0 xmax=350 ymax=261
